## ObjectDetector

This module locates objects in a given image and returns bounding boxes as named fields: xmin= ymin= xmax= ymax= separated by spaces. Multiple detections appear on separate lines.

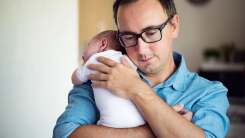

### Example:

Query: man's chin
xmin=139 ymin=65 xmax=159 ymax=75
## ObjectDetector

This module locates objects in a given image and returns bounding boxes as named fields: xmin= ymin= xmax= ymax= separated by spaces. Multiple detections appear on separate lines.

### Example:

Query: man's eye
xmin=123 ymin=35 xmax=135 ymax=40
xmin=145 ymin=30 xmax=157 ymax=36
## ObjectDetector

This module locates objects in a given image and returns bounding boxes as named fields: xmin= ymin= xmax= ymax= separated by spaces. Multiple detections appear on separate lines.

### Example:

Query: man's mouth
xmin=140 ymin=56 xmax=154 ymax=63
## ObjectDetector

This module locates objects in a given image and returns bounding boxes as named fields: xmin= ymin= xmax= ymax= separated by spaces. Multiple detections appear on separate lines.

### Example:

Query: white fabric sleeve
xmin=75 ymin=65 xmax=88 ymax=82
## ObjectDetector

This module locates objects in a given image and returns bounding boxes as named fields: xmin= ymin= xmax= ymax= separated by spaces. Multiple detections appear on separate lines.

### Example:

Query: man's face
xmin=117 ymin=0 xmax=179 ymax=76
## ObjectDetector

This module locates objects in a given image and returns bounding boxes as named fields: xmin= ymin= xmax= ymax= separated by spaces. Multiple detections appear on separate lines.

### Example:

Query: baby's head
xmin=82 ymin=30 xmax=124 ymax=62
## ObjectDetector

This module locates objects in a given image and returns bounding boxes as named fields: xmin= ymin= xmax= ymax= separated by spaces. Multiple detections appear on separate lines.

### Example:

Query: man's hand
xmin=87 ymin=56 xmax=145 ymax=99
xmin=172 ymin=104 xmax=193 ymax=121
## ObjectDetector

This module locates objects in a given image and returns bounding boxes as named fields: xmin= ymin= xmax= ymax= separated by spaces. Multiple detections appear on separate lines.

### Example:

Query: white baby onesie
xmin=76 ymin=50 xmax=145 ymax=128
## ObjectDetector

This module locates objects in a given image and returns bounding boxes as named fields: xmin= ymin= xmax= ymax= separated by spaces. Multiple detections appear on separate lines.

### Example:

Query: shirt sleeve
xmin=76 ymin=65 xmax=88 ymax=82
xmin=53 ymin=81 xmax=99 ymax=138
xmin=192 ymin=82 xmax=230 ymax=138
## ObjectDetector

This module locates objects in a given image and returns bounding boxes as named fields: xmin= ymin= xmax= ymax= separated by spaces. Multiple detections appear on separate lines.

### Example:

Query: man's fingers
xmin=88 ymin=73 xmax=110 ymax=81
xmin=91 ymin=80 xmax=109 ymax=89
xmin=97 ymin=56 xmax=117 ymax=67
xmin=87 ymin=64 xmax=111 ymax=74
xmin=183 ymin=111 xmax=193 ymax=121
xmin=172 ymin=104 xmax=184 ymax=112
xmin=121 ymin=56 xmax=134 ymax=69
xmin=91 ymin=80 xmax=102 ymax=88
xmin=120 ymin=56 xmax=131 ymax=68
xmin=173 ymin=104 xmax=193 ymax=121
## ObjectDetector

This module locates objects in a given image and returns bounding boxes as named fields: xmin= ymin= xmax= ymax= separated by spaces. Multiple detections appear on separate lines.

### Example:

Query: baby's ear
xmin=99 ymin=38 xmax=108 ymax=52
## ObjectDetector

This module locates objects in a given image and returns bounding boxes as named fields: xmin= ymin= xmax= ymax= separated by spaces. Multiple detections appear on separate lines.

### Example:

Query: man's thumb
xmin=120 ymin=56 xmax=135 ymax=69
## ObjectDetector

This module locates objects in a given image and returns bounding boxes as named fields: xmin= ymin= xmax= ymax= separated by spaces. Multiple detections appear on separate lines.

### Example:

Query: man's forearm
xmin=131 ymin=84 xmax=205 ymax=138
xmin=69 ymin=125 xmax=155 ymax=138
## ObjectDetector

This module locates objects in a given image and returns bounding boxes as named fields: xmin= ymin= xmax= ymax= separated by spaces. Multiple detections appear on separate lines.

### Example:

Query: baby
xmin=72 ymin=30 xmax=145 ymax=128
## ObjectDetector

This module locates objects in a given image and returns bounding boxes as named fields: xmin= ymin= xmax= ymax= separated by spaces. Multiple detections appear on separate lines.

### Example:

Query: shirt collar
xmin=138 ymin=52 xmax=190 ymax=92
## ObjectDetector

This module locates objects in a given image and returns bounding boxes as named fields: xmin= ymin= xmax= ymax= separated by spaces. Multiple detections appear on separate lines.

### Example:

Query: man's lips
xmin=140 ymin=56 xmax=154 ymax=63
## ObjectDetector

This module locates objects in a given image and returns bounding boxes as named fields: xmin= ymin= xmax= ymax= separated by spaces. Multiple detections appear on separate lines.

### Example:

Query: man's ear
xmin=98 ymin=38 xmax=108 ymax=52
xmin=169 ymin=15 xmax=180 ymax=39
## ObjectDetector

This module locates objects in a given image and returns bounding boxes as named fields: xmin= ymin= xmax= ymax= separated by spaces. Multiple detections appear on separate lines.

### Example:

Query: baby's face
xmin=82 ymin=38 xmax=100 ymax=62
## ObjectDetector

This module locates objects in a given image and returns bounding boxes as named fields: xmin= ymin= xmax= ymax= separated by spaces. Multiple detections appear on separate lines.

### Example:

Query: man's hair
xmin=113 ymin=0 xmax=177 ymax=25
xmin=95 ymin=30 xmax=126 ymax=54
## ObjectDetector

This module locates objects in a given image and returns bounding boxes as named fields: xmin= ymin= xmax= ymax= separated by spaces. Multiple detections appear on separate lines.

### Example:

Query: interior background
xmin=0 ymin=0 xmax=244 ymax=137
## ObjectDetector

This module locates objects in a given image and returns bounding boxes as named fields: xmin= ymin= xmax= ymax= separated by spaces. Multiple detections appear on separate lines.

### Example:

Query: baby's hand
xmin=172 ymin=104 xmax=193 ymax=121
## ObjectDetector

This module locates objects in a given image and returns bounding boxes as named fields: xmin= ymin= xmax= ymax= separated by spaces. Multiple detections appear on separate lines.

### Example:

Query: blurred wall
xmin=78 ymin=0 xmax=245 ymax=71
xmin=79 ymin=0 xmax=115 ymax=42
xmin=1 ymin=0 xmax=244 ymax=137
xmin=0 ymin=0 xmax=78 ymax=138
xmin=78 ymin=0 xmax=115 ymax=60
xmin=174 ymin=0 xmax=245 ymax=71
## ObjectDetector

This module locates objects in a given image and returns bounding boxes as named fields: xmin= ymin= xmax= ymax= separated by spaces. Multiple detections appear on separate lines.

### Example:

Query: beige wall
xmin=79 ymin=0 xmax=115 ymax=43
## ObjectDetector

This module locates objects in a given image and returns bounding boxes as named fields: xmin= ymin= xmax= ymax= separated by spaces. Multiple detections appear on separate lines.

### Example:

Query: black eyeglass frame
xmin=117 ymin=15 xmax=174 ymax=48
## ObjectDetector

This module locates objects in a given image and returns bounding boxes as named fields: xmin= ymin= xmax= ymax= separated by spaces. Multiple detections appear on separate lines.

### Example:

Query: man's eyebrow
xmin=142 ymin=24 xmax=161 ymax=32
xmin=119 ymin=24 xmax=162 ymax=34
xmin=119 ymin=30 xmax=137 ymax=34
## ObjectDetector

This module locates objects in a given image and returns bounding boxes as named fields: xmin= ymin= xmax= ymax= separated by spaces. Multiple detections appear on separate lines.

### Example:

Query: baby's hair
xmin=95 ymin=30 xmax=126 ymax=54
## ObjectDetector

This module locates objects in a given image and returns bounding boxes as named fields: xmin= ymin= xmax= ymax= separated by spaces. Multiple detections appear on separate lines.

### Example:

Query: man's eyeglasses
xmin=118 ymin=15 xmax=174 ymax=48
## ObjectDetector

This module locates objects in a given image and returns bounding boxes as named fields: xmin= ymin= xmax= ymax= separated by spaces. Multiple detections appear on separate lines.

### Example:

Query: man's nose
xmin=136 ymin=38 xmax=150 ymax=54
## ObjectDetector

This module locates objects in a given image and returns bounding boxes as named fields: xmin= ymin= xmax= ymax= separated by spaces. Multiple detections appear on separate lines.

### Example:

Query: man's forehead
xmin=116 ymin=0 xmax=167 ymax=33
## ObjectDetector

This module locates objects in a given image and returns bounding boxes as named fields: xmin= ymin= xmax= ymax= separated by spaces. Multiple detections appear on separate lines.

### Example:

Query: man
xmin=53 ymin=0 xmax=229 ymax=138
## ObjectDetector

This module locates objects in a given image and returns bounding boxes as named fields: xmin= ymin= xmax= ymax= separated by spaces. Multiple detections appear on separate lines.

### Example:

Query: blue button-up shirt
xmin=53 ymin=52 xmax=230 ymax=138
